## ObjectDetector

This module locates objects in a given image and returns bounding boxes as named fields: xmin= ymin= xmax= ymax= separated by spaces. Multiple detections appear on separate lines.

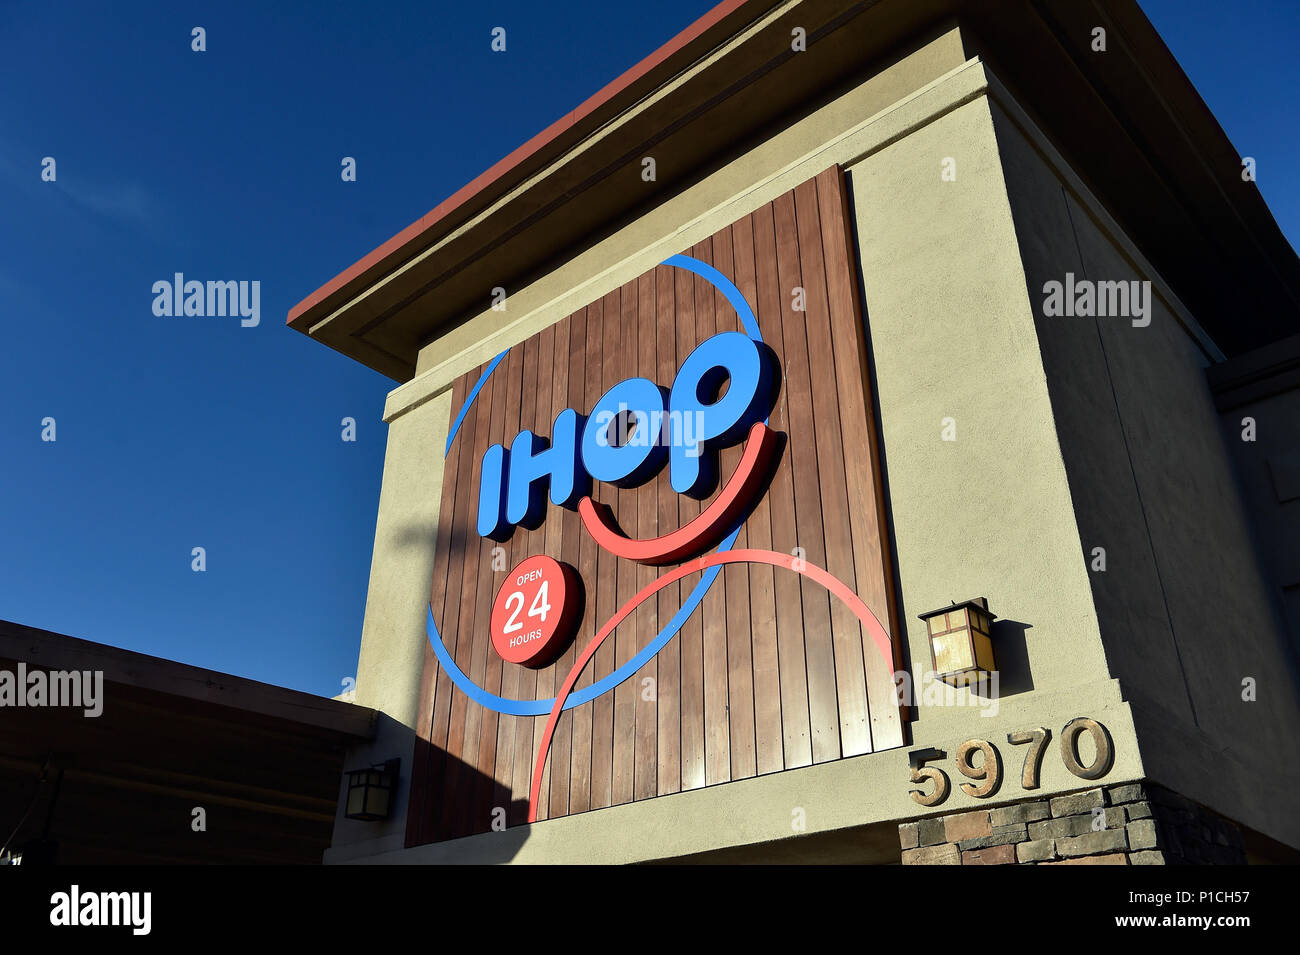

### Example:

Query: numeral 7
xmin=1006 ymin=727 xmax=1051 ymax=789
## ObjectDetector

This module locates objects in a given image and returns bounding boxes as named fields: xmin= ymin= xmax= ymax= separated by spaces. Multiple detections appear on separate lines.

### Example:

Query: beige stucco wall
xmin=989 ymin=90 xmax=1300 ymax=849
xmin=328 ymin=389 xmax=452 ymax=856
xmin=1211 ymin=341 xmax=1300 ymax=661
xmin=844 ymin=93 xmax=1113 ymax=729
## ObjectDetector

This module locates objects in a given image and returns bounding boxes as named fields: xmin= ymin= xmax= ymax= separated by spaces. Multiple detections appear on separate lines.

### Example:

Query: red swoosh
xmin=578 ymin=421 xmax=780 ymax=565
xmin=527 ymin=548 xmax=895 ymax=822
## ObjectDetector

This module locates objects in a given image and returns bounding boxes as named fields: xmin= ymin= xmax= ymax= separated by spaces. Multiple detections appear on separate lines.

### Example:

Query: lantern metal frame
xmin=918 ymin=597 xmax=997 ymax=687
xmin=344 ymin=758 xmax=400 ymax=821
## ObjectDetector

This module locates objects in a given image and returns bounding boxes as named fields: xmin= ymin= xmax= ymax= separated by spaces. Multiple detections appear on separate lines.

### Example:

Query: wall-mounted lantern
xmin=344 ymin=758 xmax=400 ymax=821
xmin=918 ymin=597 xmax=996 ymax=686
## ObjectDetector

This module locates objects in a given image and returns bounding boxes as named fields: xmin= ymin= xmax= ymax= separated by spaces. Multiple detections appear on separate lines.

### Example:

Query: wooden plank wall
xmin=407 ymin=166 xmax=904 ymax=846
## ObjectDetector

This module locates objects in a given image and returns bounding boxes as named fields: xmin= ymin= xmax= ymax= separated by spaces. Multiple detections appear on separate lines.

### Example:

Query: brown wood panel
xmin=752 ymin=201 xmax=814 ymax=772
xmin=494 ymin=344 xmax=526 ymax=829
xmin=472 ymin=357 xmax=511 ymax=831
xmin=772 ymin=190 xmax=842 ymax=765
xmin=713 ymin=224 xmax=759 ymax=783
xmin=543 ymin=311 xmax=585 ymax=816
xmin=730 ymin=211 xmax=784 ymax=777
xmin=408 ymin=167 xmax=905 ymax=845
xmin=529 ymin=322 xmax=558 ymax=821
xmin=693 ymin=238 xmax=731 ymax=788
xmin=544 ymin=316 xmax=574 ymax=817
xmin=589 ymin=287 xmax=620 ymax=810
xmin=483 ymin=354 xmax=517 ymax=828
xmin=794 ymin=177 xmax=873 ymax=759
xmin=509 ymin=334 xmax=541 ymax=824
xmin=674 ymin=257 xmax=706 ymax=793
xmin=610 ymin=280 xmax=637 ymax=807
xmin=653 ymin=265 xmax=682 ymax=797
xmin=633 ymin=270 xmax=660 ymax=802
xmin=568 ymin=305 xmax=598 ymax=814
xmin=456 ymin=359 xmax=497 ymax=836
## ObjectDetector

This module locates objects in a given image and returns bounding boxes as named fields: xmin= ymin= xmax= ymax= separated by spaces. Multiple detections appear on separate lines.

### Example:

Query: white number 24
xmin=503 ymin=582 xmax=552 ymax=633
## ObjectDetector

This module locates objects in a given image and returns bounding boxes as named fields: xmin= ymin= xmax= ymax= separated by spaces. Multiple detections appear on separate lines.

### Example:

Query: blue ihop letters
xmin=475 ymin=331 xmax=774 ymax=538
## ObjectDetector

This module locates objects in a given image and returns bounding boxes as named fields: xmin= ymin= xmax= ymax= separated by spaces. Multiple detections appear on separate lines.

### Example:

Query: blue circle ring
xmin=427 ymin=254 xmax=763 ymax=716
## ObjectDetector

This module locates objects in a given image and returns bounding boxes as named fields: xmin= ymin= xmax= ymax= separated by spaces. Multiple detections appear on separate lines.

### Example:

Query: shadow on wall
xmin=404 ymin=729 xmax=532 ymax=862
xmin=991 ymin=618 xmax=1035 ymax=698
xmin=841 ymin=167 xmax=916 ymax=694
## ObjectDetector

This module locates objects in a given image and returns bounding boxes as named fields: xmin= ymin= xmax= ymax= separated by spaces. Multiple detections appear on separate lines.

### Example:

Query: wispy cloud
xmin=0 ymin=150 xmax=163 ymax=233
xmin=59 ymin=178 xmax=157 ymax=225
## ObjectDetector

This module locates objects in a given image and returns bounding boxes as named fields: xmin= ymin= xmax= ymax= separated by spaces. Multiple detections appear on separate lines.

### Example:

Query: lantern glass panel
xmin=346 ymin=781 xmax=367 ymax=817
xmin=932 ymin=629 xmax=974 ymax=675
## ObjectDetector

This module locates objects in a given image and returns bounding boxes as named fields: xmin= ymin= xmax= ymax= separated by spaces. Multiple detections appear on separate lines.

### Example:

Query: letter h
xmin=478 ymin=409 xmax=587 ymax=539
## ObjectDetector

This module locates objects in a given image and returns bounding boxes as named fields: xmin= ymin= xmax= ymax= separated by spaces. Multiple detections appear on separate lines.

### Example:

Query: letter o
xmin=580 ymin=377 xmax=667 ymax=486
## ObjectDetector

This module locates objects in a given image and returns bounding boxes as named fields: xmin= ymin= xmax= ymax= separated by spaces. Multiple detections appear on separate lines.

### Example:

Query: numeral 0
xmin=1060 ymin=717 xmax=1113 ymax=780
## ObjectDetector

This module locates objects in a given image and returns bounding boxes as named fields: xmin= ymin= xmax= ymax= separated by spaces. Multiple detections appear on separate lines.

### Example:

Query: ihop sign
xmin=464 ymin=254 xmax=786 ymax=668
xmin=476 ymin=330 xmax=776 ymax=539
xmin=419 ymin=180 xmax=904 ymax=830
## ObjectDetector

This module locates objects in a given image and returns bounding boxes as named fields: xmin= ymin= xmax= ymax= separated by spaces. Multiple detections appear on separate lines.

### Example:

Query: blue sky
xmin=1 ymin=0 xmax=1296 ymax=698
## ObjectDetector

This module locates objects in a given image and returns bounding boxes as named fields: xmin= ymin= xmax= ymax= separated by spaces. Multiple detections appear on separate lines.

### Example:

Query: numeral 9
xmin=955 ymin=738 xmax=1002 ymax=798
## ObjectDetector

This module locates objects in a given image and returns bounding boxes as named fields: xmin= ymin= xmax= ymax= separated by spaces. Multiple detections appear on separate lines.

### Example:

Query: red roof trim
xmin=287 ymin=0 xmax=755 ymax=326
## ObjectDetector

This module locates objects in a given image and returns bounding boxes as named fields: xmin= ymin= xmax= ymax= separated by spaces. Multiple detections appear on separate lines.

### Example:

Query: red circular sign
xmin=491 ymin=556 xmax=580 ymax=667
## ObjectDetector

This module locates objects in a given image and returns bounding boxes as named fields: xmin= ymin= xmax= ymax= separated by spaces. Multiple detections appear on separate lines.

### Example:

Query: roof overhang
xmin=0 ymin=620 xmax=376 ymax=863
xmin=288 ymin=0 xmax=1300 ymax=382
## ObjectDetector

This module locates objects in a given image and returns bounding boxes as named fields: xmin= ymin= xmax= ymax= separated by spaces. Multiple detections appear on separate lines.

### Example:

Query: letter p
xmin=668 ymin=332 xmax=774 ymax=497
